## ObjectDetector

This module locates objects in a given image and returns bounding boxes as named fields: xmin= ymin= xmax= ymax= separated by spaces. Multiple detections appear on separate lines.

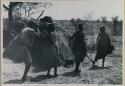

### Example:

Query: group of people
xmin=3 ymin=16 xmax=114 ymax=81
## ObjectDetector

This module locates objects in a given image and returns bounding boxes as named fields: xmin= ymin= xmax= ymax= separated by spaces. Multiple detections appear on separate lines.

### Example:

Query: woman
xmin=3 ymin=21 xmax=36 ymax=81
xmin=31 ymin=16 xmax=60 ymax=77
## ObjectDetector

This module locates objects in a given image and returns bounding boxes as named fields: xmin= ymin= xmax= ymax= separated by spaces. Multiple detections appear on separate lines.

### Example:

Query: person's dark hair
xmin=100 ymin=26 xmax=105 ymax=33
xmin=40 ymin=16 xmax=53 ymax=23
xmin=78 ymin=24 xmax=83 ymax=31
xmin=39 ymin=16 xmax=55 ymax=33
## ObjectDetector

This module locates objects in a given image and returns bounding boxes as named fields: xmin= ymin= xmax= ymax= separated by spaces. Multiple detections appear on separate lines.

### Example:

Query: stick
xmin=36 ymin=10 xmax=44 ymax=20
xmin=86 ymin=54 xmax=93 ymax=63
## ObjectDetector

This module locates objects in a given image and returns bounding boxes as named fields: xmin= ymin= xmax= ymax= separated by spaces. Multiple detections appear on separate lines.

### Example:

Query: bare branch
xmin=3 ymin=4 xmax=9 ymax=11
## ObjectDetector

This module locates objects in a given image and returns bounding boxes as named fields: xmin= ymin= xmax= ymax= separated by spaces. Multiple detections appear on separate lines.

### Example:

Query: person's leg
xmin=73 ymin=59 xmax=80 ymax=72
xmin=93 ymin=54 xmax=99 ymax=65
xmin=21 ymin=62 xmax=32 ymax=81
xmin=47 ymin=67 xmax=51 ymax=76
xmin=54 ymin=66 xmax=58 ymax=77
xmin=21 ymin=49 xmax=32 ymax=81
xmin=102 ymin=56 xmax=105 ymax=68
xmin=75 ymin=62 xmax=80 ymax=71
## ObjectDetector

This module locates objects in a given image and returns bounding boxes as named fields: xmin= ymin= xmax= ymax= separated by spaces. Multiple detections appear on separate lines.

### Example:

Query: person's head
xmin=78 ymin=24 xmax=84 ymax=31
xmin=40 ymin=16 xmax=53 ymax=23
xmin=39 ymin=16 xmax=55 ymax=33
xmin=100 ymin=26 xmax=105 ymax=33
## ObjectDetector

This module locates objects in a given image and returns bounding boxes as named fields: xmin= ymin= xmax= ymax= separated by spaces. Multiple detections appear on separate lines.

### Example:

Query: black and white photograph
xmin=1 ymin=0 xmax=124 ymax=85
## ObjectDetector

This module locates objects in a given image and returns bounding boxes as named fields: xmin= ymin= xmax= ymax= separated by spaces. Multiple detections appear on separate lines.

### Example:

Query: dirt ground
xmin=3 ymin=51 xmax=122 ymax=84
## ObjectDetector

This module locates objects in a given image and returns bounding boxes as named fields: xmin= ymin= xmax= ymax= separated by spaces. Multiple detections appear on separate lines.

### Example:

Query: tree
xmin=3 ymin=2 xmax=53 ymax=47
xmin=3 ymin=2 xmax=23 ymax=47
xmin=70 ymin=18 xmax=77 ymax=28
xmin=96 ymin=19 xmax=100 ymax=22
xmin=3 ymin=2 xmax=53 ymax=32
xmin=101 ymin=16 xmax=107 ymax=23
xmin=3 ymin=2 xmax=23 ymax=34
xmin=70 ymin=18 xmax=83 ymax=29
xmin=13 ymin=2 xmax=53 ymax=19
xmin=112 ymin=16 xmax=119 ymax=36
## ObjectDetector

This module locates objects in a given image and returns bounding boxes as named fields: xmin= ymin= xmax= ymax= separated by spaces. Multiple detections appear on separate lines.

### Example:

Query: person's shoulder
xmin=106 ymin=32 xmax=109 ymax=35
xmin=104 ymin=32 xmax=109 ymax=37
xmin=21 ymin=27 xmax=34 ymax=33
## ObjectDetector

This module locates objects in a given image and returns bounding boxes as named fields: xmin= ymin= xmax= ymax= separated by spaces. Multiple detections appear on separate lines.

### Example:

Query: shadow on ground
xmin=30 ymin=75 xmax=56 ymax=82
xmin=31 ymin=67 xmax=46 ymax=73
xmin=63 ymin=71 xmax=80 ymax=77
xmin=88 ymin=65 xmax=112 ymax=70
xmin=4 ymin=79 xmax=25 ymax=84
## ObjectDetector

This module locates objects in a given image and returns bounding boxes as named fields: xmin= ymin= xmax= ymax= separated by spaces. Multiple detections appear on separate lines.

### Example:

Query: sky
xmin=3 ymin=0 xmax=124 ymax=20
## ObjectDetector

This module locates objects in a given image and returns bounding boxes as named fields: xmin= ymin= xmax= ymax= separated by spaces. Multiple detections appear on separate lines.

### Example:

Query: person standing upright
xmin=32 ymin=16 xmax=61 ymax=77
xmin=71 ymin=24 xmax=87 ymax=72
xmin=93 ymin=26 xmax=114 ymax=68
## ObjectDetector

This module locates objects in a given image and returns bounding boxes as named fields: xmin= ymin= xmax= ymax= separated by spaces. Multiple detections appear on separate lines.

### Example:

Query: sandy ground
xmin=3 ymin=51 xmax=122 ymax=84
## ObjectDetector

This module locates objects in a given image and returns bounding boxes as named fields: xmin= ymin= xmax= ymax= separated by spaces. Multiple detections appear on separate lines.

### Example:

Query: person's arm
xmin=97 ymin=33 xmax=100 ymax=41
xmin=96 ymin=33 xmax=100 ymax=46
xmin=26 ymin=30 xmax=35 ymax=47
xmin=35 ymin=28 xmax=40 ymax=36
xmin=106 ymin=34 xmax=112 ymax=47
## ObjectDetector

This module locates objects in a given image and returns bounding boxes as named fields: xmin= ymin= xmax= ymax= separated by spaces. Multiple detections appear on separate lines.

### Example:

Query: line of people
xmin=3 ymin=16 xmax=114 ymax=81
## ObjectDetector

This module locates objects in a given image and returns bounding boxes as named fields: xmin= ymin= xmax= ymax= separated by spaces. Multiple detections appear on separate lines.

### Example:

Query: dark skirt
xmin=31 ymin=36 xmax=61 ymax=70
xmin=31 ymin=35 xmax=75 ymax=69
xmin=3 ymin=36 xmax=32 ymax=63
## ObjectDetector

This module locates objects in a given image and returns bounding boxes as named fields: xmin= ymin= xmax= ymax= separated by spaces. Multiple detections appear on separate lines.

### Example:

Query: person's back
xmin=18 ymin=27 xmax=35 ymax=47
